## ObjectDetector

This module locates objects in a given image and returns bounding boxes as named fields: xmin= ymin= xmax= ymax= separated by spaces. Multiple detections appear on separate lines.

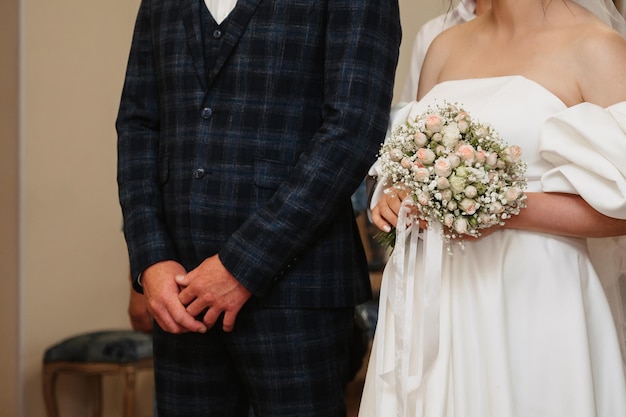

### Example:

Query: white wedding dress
xmin=360 ymin=76 xmax=626 ymax=417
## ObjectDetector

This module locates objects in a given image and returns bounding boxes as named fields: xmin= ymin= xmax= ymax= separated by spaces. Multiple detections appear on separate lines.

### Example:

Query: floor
xmin=345 ymin=346 xmax=370 ymax=417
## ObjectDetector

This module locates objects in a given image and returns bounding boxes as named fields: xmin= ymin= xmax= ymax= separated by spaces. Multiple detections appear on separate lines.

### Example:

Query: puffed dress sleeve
xmin=539 ymin=101 xmax=626 ymax=365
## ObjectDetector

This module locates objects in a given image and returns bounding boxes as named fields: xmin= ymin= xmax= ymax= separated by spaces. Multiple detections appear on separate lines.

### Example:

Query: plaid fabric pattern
xmin=117 ymin=0 xmax=401 ymax=307
xmin=153 ymin=307 xmax=355 ymax=417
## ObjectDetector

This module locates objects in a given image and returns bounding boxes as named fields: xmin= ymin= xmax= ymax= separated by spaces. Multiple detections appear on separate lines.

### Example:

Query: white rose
xmin=440 ymin=189 xmax=453 ymax=202
xmin=441 ymin=122 xmax=461 ymax=148
xmin=447 ymin=154 xmax=461 ymax=168
xmin=454 ymin=217 xmax=469 ymax=234
xmin=475 ymin=126 xmax=489 ymax=138
xmin=413 ymin=167 xmax=430 ymax=182
xmin=444 ymin=213 xmax=455 ymax=228
xmin=449 ymin=174 xmax=466 ymax=194
xmin=456 ymin=119 xmax=469 ymax=133
xmin=464 ymin=185 xmax=478 ymax=198
xmin=503 ymin=187 xmax=522 ymax=203
xmin=417 ymin=191 xmax=430 ymax=206
xmin=389 ymin=148 xmax=403 ymax=162
xmin=488 ymin=201 xmax=504 ymax=214
xmin=478 ymin=213 xmax=494 ymax=226
xmin=414 ymin=132 xmax=428 ymax=147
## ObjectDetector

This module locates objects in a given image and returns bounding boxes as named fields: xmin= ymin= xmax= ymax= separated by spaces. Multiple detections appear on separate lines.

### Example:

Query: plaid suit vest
xmin=200 ymin=0 xmax=232 ymax=79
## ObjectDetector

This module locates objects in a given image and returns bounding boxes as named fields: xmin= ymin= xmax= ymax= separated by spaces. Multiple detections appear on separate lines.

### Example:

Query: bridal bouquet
xmin=377 ymin=101 xmax=527 ymax=248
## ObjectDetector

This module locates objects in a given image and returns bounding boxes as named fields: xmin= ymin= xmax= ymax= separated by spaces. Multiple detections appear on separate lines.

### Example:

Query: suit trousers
xmin=153 ymin=304 xmax=356 ymax=417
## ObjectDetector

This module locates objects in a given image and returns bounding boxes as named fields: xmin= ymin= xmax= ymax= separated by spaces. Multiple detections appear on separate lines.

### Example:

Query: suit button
xmin=200 ymin=107 xmax=213 ymax=119
xmin=193 ymin=168 xmax=205 ymax=179
xmin=213 ymin=29 xmax=222 ymax=39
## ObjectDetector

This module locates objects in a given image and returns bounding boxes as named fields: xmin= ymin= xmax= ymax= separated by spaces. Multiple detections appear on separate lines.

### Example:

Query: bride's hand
xmin=372 ymin=186 xmax=422 ymax=232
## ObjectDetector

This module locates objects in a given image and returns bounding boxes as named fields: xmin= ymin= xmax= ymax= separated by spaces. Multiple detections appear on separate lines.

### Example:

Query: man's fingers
xmin=202 ymin=307 xmax=222 ymax=331
xmin=152 ymin=299 xmax=206 ymax=334
xmin=221 ymin=311 xmax=237 ymax=333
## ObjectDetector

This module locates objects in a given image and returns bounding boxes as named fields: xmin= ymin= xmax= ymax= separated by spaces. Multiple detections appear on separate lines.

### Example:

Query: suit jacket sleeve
xmin=218 ymin=0 xmax=402 ymax=295
xmin=116 ymin=0 xmax=177 ymax=288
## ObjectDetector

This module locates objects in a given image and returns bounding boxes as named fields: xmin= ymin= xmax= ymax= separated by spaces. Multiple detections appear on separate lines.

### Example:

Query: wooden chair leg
xmin=42 ymin=366 xmax=60 ymax=417
xmin=122 ymin=365 xmax=137 ymax=417
xmin=90 ymin=375 xmax=103 ymax=417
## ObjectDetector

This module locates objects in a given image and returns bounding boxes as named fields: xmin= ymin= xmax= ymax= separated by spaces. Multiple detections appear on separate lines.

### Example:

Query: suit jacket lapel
xmin=206 ymin=0 xmax=263 ymax=90
xmin=181 ymin=0 xmax=207 ymax=90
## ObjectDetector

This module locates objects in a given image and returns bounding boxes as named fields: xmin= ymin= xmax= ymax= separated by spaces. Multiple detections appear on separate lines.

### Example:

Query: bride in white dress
xmin=359 ymin=0 xmax=626 ymax=416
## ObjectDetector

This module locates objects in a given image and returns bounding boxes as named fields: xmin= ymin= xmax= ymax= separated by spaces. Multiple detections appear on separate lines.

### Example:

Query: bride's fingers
xmin=371 ymin=205 xmax=393 ymax=232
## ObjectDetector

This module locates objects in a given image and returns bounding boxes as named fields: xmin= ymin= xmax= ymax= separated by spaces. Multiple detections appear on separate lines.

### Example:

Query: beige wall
xmin=4 ymin=1 xmax=442 ymax=416
xmin=0 ymin=0 xmax=19 ymax=415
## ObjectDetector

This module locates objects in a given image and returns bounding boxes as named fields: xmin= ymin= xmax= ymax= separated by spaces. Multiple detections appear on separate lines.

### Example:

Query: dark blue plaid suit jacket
xmin=117 ymin=0 xmax=401 ymax=308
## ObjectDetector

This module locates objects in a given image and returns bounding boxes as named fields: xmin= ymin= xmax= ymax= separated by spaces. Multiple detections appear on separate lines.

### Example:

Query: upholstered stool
xmin=42 ymin=330 xmax=153 ymax=417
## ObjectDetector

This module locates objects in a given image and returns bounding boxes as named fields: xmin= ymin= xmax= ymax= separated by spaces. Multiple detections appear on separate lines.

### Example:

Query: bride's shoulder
xmin=418 ymin=21 xmax=478 ymax=98
xmin=572 ymin=20 xmax=626 ymax=106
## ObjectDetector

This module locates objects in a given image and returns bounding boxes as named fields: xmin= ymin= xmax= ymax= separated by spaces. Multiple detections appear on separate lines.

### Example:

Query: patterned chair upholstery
xmin=42 ymin=330 xmax=153 ymax=417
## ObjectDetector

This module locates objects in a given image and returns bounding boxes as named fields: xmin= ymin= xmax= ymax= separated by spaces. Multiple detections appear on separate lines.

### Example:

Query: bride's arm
xmin=503 ymin=192 xmax=626 ymax=238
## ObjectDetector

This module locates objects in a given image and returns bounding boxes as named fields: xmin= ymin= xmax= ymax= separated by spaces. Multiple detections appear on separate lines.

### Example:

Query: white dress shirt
xmin=204 ymin=0 xmax=238 ymax=24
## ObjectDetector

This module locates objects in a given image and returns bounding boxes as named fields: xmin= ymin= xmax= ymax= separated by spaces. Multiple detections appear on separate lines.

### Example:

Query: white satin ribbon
xmin=375 ymin=199 xmax=444 ymax=417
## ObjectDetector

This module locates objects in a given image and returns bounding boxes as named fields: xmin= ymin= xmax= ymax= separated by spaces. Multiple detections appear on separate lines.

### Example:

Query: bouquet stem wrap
xmin=375 ymin=199 xmax=443 ymax=417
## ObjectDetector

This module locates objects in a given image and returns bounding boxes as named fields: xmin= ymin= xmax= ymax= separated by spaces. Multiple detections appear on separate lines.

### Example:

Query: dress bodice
xmin=412 ymin=76 xmax=567 ymax=192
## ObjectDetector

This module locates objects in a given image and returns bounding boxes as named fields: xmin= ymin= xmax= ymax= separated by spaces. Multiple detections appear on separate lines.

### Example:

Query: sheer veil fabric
xmin=575 ymin=0 xmax=626 ymax=36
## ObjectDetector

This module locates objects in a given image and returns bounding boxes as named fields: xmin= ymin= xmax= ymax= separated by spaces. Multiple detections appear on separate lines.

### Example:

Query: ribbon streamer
xmin=374 ymin=199 xmax=444 ymax=417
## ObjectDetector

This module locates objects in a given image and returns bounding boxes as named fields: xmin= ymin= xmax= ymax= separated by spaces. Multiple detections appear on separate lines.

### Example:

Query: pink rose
xmin=434 ymin=157 xmax=452 ymax=177
xmin=456 ymin=144 xmax=476 ymax=162
xmin=502 ymin=145 xmax=522 ymax=163
xmin=475 ymin=150 xmax=487 ymax=164
xmin=412 ymin=167 xmax=430 ymax=182
xmin=459 ymin=198 xmax=479 ymax=215
xmin=425 ymin=114 xmax=443 ymax=133
xmin=401 ymin=157 xmax=413 ymax=169
xmin=436 ymin=176 xmax=450 ymax=189
xmin=417 ymin=148 xmax=436 ymax=165
xmin=485 ymin=152 xmax=498 ymax=167
xmin=444 ymin=213 xmax=455 ymax=228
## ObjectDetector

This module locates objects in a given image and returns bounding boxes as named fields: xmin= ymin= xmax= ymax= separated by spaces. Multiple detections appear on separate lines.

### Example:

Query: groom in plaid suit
xmin=116 ymin=0 xmax=401 ymax=415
